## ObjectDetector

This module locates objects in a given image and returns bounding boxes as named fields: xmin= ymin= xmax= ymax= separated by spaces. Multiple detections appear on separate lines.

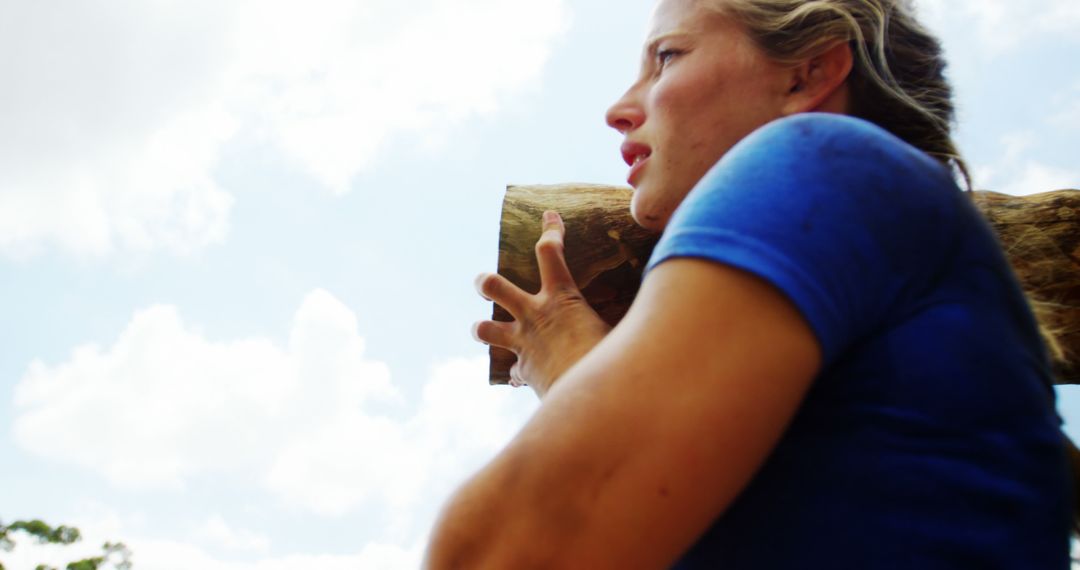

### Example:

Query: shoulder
xmin=671 ymin=112 xmax=964 ymax=233
xmin=649 ymin=113 xmax=973 ymax=365
xmin=732 ymin=112 xmax=942 ymax=173
xmin=715 ymin=113 xmax=957 ymax=198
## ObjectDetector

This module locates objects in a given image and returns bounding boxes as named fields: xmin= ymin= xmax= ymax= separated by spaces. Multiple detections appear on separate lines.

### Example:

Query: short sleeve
xmin=644 ymin=113 xmax=966 ymax=366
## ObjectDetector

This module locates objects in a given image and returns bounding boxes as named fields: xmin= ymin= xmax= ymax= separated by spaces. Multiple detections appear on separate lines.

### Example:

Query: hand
xmin=473 ymin=211 xmax=612 ymax=398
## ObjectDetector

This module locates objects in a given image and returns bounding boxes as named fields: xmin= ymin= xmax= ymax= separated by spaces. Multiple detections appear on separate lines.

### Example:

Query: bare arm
xmin=425 ymin=257 xmax=822 ymax=569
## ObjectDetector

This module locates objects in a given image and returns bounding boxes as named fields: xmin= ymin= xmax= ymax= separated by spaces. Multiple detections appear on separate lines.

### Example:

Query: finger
xmin=535 ymin=211 xmax=577 ymax=292
xmin=471 ymin=320 xmax=516 ymax=350
xmin=475 ymin=272 xmax=529 ymax=317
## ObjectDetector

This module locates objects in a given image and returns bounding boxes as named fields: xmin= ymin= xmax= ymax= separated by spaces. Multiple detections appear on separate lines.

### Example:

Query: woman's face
xmin=605 ymin=0 xmax=792 ymax=232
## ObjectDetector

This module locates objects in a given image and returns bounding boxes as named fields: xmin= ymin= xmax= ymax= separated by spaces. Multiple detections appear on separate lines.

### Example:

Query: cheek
xmin=652 ymin=73 xmax=717 ymax=126
xmin=653 ymin=80 xmax=737 ymax=171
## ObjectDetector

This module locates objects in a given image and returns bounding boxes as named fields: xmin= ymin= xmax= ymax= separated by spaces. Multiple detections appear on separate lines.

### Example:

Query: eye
xmin=656 ymin=48 xmax=682 ymax=69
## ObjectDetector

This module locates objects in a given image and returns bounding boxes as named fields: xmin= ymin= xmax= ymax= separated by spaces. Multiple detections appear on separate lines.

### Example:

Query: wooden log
xmin=487 ymin=184 xmax=658 ymax=385
xmin=972 ymin=190 xmax=1080 ymax=384
xmin=489 ymin=185 xmax=1080 ymax=385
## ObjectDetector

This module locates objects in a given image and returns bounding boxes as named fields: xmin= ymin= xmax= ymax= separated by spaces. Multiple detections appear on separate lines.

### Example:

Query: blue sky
xmin=1 ymin=0 xmax=1079 ymax=568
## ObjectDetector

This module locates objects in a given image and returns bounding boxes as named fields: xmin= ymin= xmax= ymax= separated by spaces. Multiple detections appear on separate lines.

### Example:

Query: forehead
xmin=642 ymin=0 xmax=741 ymax=62
xmin=647 ymin=0 xmax=718 ymax=37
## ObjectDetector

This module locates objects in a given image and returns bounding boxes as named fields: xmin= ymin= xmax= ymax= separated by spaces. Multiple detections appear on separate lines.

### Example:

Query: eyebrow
xmin=642 ymin=31 xmax=692 ymax=61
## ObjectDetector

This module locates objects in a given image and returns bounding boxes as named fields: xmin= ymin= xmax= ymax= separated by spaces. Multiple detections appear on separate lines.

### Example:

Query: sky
xmin=1 ymin=0 xmax=1079 ymax=568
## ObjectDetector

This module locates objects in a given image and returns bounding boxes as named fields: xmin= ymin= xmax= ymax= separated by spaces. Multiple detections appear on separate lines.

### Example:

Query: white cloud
xmin=974 ymin=131 xmax=1080 ymax=195
xmin=236 ymin=0 xmax=571 ymax=195
xmin=1050 ymin=82 xmax=1080 ymax=129
xmin=195 ymin=515 xmax=271 ymax=554
xmin=0 ymin=0 xmax=569 ymax=258
xmin=113 ymin=539 xmax=419 ymax=570
xmin=994 ymin=162 xmax=1080 ymax=196
xmin=14 ymin=296 xmax=328 ymax=489
xmin=265 ymin=356 xmax=537 ymax=525
xmin=0 ymin=0 xmax=237 ymax=259
xmin=915 ymin=0 xmax=1080 ymax=53
xmin=13 ymin=289 xmax=538 ymax=537
xmin=1 ymin=510 xmax=424 ymax=570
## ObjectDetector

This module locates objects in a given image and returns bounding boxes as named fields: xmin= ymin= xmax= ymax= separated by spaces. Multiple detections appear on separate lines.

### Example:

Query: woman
xmin=425 ymin=0 xmax=1073 ymax=567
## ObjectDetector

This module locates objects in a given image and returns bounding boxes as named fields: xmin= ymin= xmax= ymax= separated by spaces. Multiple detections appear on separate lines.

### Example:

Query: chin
xmin=629 ymin=191 xmax=670 ymax=233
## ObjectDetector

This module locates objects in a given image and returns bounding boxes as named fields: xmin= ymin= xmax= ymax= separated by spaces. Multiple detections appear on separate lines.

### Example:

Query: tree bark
xmin=489 ymin=185 xmax=1080 ymax=385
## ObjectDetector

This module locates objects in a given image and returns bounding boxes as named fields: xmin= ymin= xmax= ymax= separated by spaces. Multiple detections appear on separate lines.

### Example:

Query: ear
xmin=780 ymin=40 xmax=854 ymax=116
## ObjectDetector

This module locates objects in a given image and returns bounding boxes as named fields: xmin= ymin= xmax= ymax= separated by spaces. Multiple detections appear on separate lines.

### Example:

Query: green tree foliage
xmin=1 ymin=520 xmax=81 ymax=549
xmin=0 ymin=519 xmax=131 ymax=570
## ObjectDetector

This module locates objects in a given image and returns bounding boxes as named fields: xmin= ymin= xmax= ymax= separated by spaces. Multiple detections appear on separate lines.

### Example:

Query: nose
xmin=605 ymin=87 xmax=645 ymax=134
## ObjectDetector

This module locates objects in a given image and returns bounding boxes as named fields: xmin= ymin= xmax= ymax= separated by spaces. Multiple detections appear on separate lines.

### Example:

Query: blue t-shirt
xmin=644 ymin=114 xmax=1072 ymax=568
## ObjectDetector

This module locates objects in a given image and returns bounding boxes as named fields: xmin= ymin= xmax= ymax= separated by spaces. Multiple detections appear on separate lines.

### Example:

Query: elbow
xmin=423 ymin=511 xmax=523 ymax=570
xmin=425 ymin=441 xmax=577 ymax=568
xmin=425 ymin=525 xmax=554 ymax=570
xmin=425 ymin=494 xmax=580 ymax=570
xmin=424 ymin=493 xmax=484 ymax=570
xmin=423 ymin=503 xmax=483 ymax=570
xmin=424 ymin=472 xmax=554 ymax=569
xmin=424 ymin=481 xmax=514 ymax=570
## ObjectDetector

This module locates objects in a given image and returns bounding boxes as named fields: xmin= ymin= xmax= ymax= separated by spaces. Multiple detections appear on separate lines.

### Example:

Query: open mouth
xmin=620 ymin=142 xmax=652 ymax=168
xmin=627 ymin=153 xmax=650 ymax=186
xmin=620 ymin=141 xmax=652 ymax=186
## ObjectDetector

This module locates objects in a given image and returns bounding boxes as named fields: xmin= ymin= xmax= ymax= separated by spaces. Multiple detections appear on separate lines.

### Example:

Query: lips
xmin=620 ymin=141 xmax=652 ymax=167
xmin=621 ymin=141 xmax=652 ymax=186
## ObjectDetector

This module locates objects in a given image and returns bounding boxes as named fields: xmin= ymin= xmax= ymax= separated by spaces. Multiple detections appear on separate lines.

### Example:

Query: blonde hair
xmin=702 ymin=0 xmax=971 ymax=189
xmin=702 ymin=0 xmax=1076 ymax=531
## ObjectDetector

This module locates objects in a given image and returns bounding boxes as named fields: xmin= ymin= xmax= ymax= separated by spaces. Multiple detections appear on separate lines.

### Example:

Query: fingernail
xmin=543 ymin=211 xmax=559 ymax=225
xmin=474 ymin=274 xmax=492 ymax=300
